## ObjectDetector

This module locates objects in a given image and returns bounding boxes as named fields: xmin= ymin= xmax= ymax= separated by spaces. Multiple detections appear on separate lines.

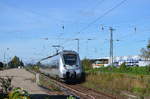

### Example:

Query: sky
xmin=0 ymin=0 xmax=150 ymax=63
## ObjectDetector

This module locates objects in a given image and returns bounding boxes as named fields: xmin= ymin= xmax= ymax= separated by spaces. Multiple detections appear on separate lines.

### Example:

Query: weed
xmin=67 ymin=95 xmax=76 ymax=99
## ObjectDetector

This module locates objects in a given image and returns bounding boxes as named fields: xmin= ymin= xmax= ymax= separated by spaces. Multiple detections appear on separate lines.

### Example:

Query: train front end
xmin=59 ymin=51 xmax=84 ymax=82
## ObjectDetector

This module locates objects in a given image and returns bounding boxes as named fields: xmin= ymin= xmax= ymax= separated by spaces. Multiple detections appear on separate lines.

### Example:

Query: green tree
xmin=140 ymin=40 xmax=150 ymax=60
xmin=8 ymin=56 xmax=24 ymax=68
xmin=20 ymin=60 xmax=24 ymax=67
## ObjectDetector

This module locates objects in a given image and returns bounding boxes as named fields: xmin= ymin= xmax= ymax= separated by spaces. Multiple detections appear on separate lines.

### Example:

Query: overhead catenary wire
xmin=60 ymin=0 xmax=128 ymax=49
xmin=76 ymin=0 xmax=128 ymax=35
xmin=45 ymin=0 xmax=105 ymax=47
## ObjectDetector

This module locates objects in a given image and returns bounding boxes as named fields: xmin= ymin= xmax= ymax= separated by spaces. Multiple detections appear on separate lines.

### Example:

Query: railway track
xmin=27 ymin=69 xmax=116 ymax=99
xmin=66 ymin=84 xmax=116 ymax=99
xmin=38 ymin=73 xmax=116 ymax=99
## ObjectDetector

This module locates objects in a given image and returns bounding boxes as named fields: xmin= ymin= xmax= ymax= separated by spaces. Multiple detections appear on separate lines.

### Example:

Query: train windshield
xmin=63 ymin=54 xmax=77 ymax=65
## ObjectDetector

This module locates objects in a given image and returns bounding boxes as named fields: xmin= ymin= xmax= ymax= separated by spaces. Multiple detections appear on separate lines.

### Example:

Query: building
xmin=113 ymin=55 xmax=150 ymax=67
xmin=91 ymin=55 xmax=150 ymax=68
xmin=91 ymin=58 xmax=109 ymax=68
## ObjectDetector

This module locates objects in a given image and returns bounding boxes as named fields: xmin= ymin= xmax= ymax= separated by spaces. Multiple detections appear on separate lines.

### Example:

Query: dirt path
xmin=0 ymin=68 xmax=47 ymax=94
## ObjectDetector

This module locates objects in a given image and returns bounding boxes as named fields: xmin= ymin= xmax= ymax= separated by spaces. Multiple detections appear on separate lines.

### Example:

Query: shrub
xmin=9 ymin=87 xmax=30 ymax=99
xmin=119 ymin=62 xmax=127 ymax=72
xmin=81 ymin=58 xmax=92 ymax=71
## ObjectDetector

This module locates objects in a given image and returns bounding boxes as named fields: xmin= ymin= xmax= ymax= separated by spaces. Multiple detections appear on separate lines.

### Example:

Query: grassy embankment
xmin=81 ymin=66 xmax=150 ymax=98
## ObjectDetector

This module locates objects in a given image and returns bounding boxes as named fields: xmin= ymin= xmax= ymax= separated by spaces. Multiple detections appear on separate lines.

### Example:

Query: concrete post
xmin=35 ymin=73 xmax=40 ymax=85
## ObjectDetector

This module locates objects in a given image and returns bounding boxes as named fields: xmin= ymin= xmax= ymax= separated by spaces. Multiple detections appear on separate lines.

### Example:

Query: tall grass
xmin=82 ymin=72 xmax=150 ymax=97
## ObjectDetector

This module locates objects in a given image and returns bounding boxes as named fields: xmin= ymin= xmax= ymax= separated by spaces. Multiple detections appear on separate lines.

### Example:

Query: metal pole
xmin=87 ymin=39 xmax=93 ymax=58
xmin=77 ymin=39 xmax=79 ymax=53
xmin=109 ymin=27 xmax=114 ymax=66
xmin=6 ymin=48 xmax=9 ymax=67
xmin=86 ymin=40 xmax=88 ymax=58
xmin=4 ymin=51 xmax=6 ymax=63
xmin=74 ymin=38 xmax=79 ymax=53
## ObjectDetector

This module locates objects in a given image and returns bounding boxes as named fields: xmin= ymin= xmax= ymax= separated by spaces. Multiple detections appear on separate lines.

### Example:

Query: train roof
xmin=59 ymin=50 xmax=77 ymax=54
xmin=39 ymin=50 xmax=78 ymax=62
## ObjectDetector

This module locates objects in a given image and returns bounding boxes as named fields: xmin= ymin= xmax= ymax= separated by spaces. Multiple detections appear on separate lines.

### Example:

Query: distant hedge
xmin=87 ymin=65 xmax=150 ymax=75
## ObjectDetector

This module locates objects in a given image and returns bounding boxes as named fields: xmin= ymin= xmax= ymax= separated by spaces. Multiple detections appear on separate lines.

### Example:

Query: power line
xmin=78 ymin=0 xmax=127 ymax=34
xmin=60 ymin=0 xmax=128 ymax=49
xmin=83 ymin=0 xmax=106 ymax=14
xmin=74 ymin=38 xmax=80 ymax=53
